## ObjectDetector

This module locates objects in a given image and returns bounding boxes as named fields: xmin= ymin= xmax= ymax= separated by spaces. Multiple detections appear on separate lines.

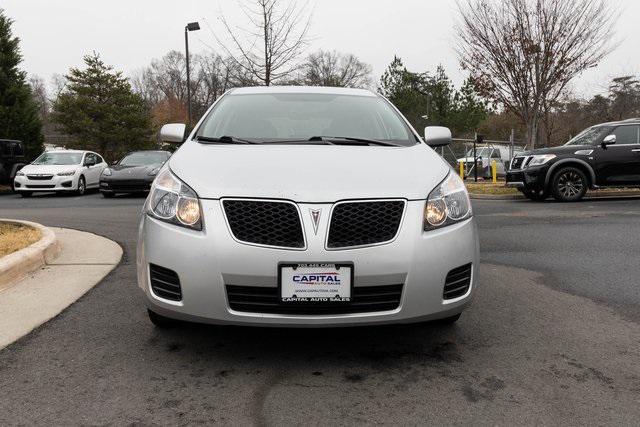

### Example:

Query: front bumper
xmin=137 ymin=199 xmax=480 ymax=327
xmin=13 ymin=175 xmax=77 ymax=192
xmin=506 ymin=165 xmax=548 ymax=191
xmin=100 ymin=177 xmax=153 ymax=193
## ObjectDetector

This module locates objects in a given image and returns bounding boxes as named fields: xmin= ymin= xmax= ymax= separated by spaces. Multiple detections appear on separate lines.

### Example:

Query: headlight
xmin=57 ymin=170 xmax=76 ymax=176
xmin=424 ymin=172 xmax=472 ymax=231
xmin=16 ymin=171 xmax=24 ymax=176
xmin=527 ymin=154 xmax=556 ymax=166
xmin=148 ymin=167 xmax=159 ymax=176
xmin=146 ymin=168 xmax=202 ymax=230
xmin=102 ymin=168 xmax=112 ymax=176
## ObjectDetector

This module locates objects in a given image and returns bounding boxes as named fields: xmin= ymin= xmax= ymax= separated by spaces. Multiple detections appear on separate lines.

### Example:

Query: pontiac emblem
xmin=309 ymin=209 xmax=322 ymax=235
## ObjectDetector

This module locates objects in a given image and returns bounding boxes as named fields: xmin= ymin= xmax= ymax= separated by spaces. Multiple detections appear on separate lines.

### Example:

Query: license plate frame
xmin=278 ymin=262 xmax=354 ymax=304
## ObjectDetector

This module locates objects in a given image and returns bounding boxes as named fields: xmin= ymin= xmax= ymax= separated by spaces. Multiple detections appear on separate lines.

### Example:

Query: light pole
xmin=185 ymin=21 xmax=200 ymax=126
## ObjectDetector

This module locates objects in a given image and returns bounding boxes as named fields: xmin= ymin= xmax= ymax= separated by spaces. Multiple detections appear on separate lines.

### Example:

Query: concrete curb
xmin=469 ymin=190 xmax=640 ymax=201
xmin=469 ymin=193 xmax=524 ymax=200
xmin=0 ymin=219 xmax=61 ymax=289
xmin=0 ymin=227 xmax=122 ymax=349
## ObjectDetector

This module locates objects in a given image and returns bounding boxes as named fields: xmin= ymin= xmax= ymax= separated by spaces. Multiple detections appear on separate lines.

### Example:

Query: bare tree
xmin=216 ymin=0 xmax=312 ymax=86
xmin=192 ymin=53 xmax=240 ymax=117
xmin=131 ymin=50 xmax=240 ymax=127
xmin=456 ymin=0 xmax=617 ymax=148
xmin=50 ymin=73 xmax=67 ymax=99
xmin=28 ymin=75 xmax=49 ymax=120
xmin=301 ymin=50 xmax=372 ymax=88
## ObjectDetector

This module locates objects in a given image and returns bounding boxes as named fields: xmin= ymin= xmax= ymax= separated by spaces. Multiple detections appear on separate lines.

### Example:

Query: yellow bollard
xmin=459 ymin=160 xmax=465 ymax=180
xmin=491 ymin=160 xmax=497 ymax=184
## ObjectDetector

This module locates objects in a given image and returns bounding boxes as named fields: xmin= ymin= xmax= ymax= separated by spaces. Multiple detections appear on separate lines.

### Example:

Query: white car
xmin=13 ymin=150 xmax=107 ymax=197
xmin=137 ymin=86 xmax=479 ymax=328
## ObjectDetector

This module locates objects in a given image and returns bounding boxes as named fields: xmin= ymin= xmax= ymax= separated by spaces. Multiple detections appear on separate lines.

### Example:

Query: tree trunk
xmin=525 ymin=116 xmax=539 ymax=150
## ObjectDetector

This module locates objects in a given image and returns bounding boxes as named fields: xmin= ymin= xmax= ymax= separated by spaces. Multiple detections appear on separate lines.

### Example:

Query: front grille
xmin=27 ymin=175 xmax=53 ymax=180
xmin=223 ymin=200 xmax=305 ymax=249
xmin=443 ymin=263 xmax=472 ymax=300
xmin=226 ymin=284 xmax=403 ymax=315
xmin=26 ymin=184 xmax=55 ymax=189
xmin=106 ymin=180 xmax=151 ymax=191
xmin=510 ymin=156 xmax=528 ymax=170
xmin=327 ymin=201 xmax=405 ymax=249
xmin=149 ymin=264 xmax=182 ymax=301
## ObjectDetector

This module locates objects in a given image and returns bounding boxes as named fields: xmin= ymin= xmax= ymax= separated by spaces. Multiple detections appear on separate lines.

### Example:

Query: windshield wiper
xmin=308 ymin=136 xmax=401 ymax=147
xmin=195 ymin=135 xmax=257 ymax=144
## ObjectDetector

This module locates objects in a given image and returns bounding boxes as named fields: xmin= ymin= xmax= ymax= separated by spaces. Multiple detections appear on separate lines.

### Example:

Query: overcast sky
xmin=3 ymin=0 xmax=638 ymax=97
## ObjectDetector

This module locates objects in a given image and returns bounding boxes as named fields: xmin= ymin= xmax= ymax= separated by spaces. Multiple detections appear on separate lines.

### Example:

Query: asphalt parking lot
xmin=1 ymin=192 xmax=639 ymax=425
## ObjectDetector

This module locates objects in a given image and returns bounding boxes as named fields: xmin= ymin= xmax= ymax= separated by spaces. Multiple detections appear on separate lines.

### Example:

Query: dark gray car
xmin=99 ymin=150 xmax=171 ymax=197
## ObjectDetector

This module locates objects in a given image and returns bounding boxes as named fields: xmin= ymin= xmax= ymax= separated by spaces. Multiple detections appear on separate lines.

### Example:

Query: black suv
xmin=0 ymin=139 xmax=27 ymax=184
xmin=506 ymin=119 xmax=640 ymax=202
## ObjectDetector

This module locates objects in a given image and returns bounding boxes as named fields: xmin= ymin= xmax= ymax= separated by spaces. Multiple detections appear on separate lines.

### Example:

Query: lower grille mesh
xmin=443 ymin=263 xmax=472 ymax=300
xmin=150 ymin=264 xmax=182 ymax=301
xmin=226 ymin=284 xmax=403 ymax=315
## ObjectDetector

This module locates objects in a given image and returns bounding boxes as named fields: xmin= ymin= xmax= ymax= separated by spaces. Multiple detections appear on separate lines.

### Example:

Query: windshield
xmin=565 ymin=126 xmax=613 ymax=146
xmin=465 ymin=147 xmax=492 ymax=158
xmin=32 ymin=152 xmax=82 ymax=165
xmin=196 ymin=93 xmax=416 ymax=146
xmin=120 ymin=152 xmax=169 ymax=166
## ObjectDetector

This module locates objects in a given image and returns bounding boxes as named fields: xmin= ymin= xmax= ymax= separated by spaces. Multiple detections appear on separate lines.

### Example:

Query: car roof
xmin=228 ymin=86 xmax=377 ymax=97
xmin=126 ymin=150 xmax=170 ymax=154
xmin=45 ymin=149 xmax=88 ymax=154
xmin=594 ymin=118 xmax=640 ymax=127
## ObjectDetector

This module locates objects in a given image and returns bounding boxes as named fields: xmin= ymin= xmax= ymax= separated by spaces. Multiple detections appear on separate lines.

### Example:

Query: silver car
xmin=137 ymin=86 xmax=479 ymax=328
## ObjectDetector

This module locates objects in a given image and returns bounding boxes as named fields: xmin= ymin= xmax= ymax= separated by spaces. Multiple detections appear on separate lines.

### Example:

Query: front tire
xmin=76 ymin=176 xmax=86 ymax=196
xmin=101 ymin=191 xmax=115 ymax=198
xmin=522 ymin=187 xmax=547 ymax=201
xmin=551 ymin=167 xmax=588 ymax=202
xmin=147 ymin=309 xmax=179 ymax=329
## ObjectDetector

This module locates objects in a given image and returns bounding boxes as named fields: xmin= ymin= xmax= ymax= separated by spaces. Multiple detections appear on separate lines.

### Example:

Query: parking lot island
xmin=0 ymin=219 xmax=60 ymax=287
xmin=0 ymin=226 xmax=122 ymax=348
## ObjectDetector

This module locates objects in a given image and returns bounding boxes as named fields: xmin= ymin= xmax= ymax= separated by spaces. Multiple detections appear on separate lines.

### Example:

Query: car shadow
xmin=149 ymin=320 xmax=464 ymax=369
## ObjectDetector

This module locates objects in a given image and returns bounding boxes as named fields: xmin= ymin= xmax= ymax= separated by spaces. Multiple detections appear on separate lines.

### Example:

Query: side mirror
xmin=424 ymin=126 xmax=452 ymax=147
xmin=601 ymin=134 xmax=616 ymax=148
xmin=84 ymin=160 xmax=96 ymax=167
xmin=160 ymin=123 xmax=186 ymax=144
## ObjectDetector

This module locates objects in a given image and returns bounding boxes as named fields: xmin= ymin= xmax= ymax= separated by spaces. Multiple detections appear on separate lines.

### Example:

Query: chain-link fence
xmin=433 ymin=135 xmax=527 ymax=179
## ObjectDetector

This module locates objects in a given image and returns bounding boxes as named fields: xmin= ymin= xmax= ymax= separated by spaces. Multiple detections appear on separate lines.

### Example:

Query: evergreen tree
xmin=450 ymin=78 xmax=489 ymax=135
xmin=0 ymin=10 xmax=43 ymax=159
xmin=378 ymin=56 xmax=431 ymax=131
xmin=378 ymin=57 xmax=488 ymax=136
xmin=52 ymin=53 xmax=152 ymax=161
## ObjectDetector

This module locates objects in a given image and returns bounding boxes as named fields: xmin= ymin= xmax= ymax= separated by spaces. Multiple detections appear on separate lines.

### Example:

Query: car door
xmin=594 ymin=125 xmax=640 ymax=186
xmin=84 ymin=153 xmax=100 ymax=186
xmin=94 ymin=154 xmax=107 ymax=177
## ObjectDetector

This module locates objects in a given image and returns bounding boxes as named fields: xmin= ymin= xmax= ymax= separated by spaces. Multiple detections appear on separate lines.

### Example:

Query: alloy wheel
xmin=78 ymin=178 xmax=86 ymax=195
xmin=557 ymin=170 xmax=584 ymax=198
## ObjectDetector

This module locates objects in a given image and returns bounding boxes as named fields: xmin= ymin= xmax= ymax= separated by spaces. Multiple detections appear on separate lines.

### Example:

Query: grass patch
xmin=0 ymin=222 xmax=42 ymax=257
xmin=464 ymin=181 xmax=519 ymax=195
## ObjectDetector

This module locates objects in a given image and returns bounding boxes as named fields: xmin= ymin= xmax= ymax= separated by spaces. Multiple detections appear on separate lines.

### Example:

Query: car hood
xmin=20 ymin=164 xmax=81 ymax=174
xmin=523 ymin=145 xmax=591 ymax=156
xmin=168 ymin=142 xmax=451 ymax=202
xmin=110 ymin=164 xmax=159 ymax=178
